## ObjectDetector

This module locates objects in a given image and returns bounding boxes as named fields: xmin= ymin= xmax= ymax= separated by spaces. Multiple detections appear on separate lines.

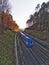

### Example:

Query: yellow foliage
xmin=0 ymin=12 xmax=20 ymax=33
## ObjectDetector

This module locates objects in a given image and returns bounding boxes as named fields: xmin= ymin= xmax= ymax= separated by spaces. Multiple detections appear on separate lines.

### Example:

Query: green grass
xmin=25 ymin=29 xmax=49 ymax=43
xmin=0 ymin=30 xmax=15 ymax=65
xmin=0 ymin=29 xmax=49 ymax=65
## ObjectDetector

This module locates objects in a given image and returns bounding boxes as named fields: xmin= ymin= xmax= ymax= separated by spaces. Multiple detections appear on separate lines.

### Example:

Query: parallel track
xmin=15 ymin=33 xmax=49 ymax=65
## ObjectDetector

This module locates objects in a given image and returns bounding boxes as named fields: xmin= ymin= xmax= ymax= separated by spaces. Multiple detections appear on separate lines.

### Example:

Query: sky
xmin=9 ymin=0 xmax=49 ymax=29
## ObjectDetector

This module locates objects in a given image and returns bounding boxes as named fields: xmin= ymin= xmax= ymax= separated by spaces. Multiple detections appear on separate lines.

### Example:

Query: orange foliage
xmin=0 ymin=12 xmax=20 ymax=32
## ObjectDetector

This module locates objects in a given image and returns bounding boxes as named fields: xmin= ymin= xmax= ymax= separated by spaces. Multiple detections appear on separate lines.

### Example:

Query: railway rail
xmin=15 ymin=32 xmax=49 ymax=65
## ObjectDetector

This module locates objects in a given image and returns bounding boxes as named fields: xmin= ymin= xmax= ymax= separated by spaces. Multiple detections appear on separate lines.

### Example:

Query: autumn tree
xmin=0 ymin=0 xmax=11 ymax=33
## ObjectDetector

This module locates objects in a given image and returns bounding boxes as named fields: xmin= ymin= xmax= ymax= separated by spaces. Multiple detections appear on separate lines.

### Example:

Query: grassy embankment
xmin=0 ymin=30 xmax=15 ymax=65
xmin=0 ymin=29 xmax=49 ymax=65
xmin=25 ymin=29 xmax=49 ymax=43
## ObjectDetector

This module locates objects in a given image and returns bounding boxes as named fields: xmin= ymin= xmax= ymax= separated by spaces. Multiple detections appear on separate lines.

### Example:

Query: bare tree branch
xmin=0 ymin=0 xmax=11 ymax=12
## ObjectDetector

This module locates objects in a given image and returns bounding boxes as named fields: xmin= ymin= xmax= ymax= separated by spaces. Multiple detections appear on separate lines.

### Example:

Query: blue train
xmin=19 ymin=32 xmax=34 ymax=47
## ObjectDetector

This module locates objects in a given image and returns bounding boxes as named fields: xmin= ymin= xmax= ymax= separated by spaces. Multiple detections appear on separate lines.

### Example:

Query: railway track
xmin=15 ymin=32 xmax=49 ymax=65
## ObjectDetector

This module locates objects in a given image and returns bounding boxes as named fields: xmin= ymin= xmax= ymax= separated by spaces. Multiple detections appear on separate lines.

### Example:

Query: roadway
xmin=15 ymin=33 xmax=49 ymax=65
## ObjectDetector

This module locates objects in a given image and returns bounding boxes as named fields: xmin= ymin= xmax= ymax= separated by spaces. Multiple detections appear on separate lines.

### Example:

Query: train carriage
xmin=19 ymin=32 xmax=34 ymax=47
